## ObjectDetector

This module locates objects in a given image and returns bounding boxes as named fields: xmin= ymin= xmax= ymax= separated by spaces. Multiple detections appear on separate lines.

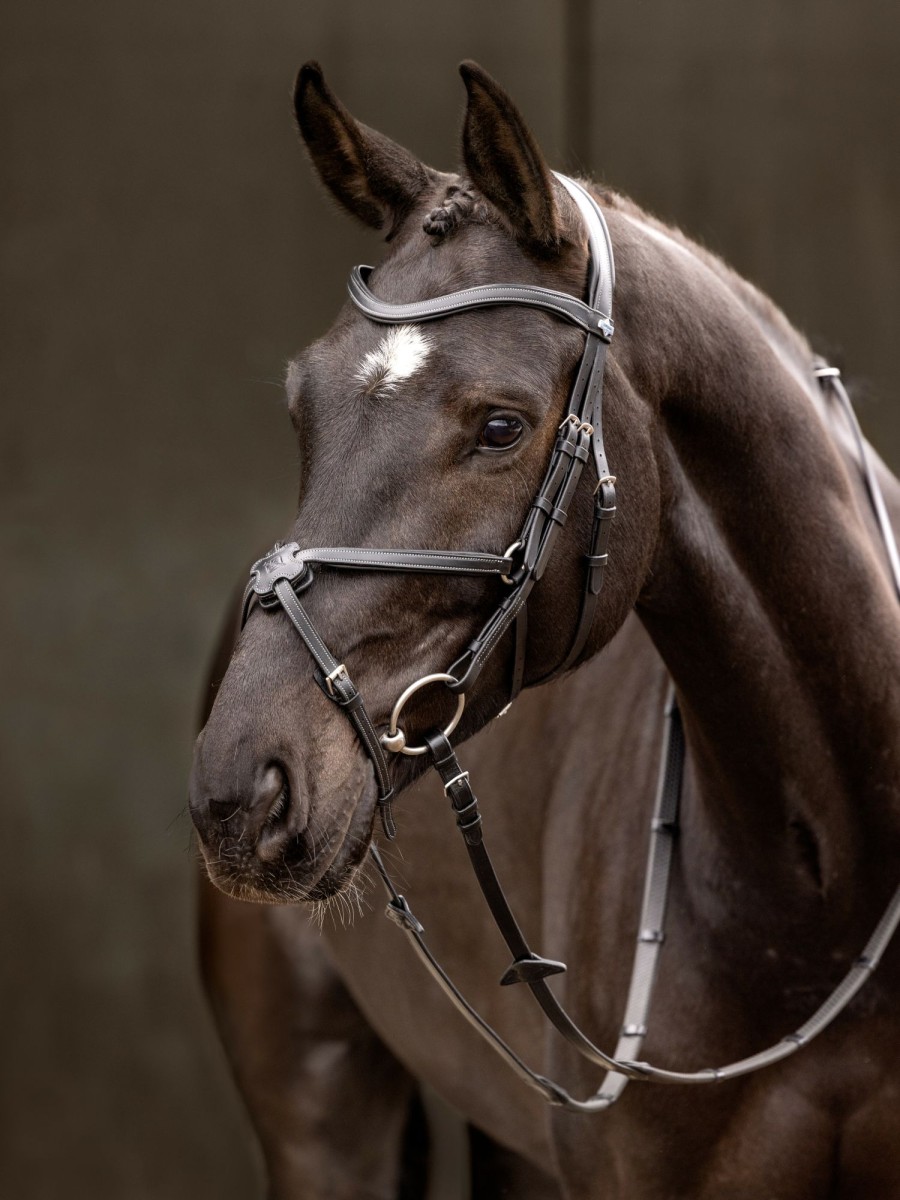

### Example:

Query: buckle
xmin=443 ymin=770 xmax=470 ymax=793
xmin=593 ymin=474 xmax=617 ymax=495
xmin=501 ymin=540 xmax=522 ymax=585
xmin=324 ymin=663 xmax=348 ymax=697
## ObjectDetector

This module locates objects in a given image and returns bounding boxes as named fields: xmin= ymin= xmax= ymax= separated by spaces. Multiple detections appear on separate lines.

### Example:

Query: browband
xmin=348 ymin=265 xmax=614 ymax=341
xmin=347 ymin=173 xmax=616 ymax=342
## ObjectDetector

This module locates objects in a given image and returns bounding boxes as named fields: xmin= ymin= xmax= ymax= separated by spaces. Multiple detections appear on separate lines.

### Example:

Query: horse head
xmin=188 ymin=62 xmax=661 ymax=902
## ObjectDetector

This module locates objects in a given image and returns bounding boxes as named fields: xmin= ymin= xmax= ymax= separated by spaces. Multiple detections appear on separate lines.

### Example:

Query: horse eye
xmin=478 ymin=415 xmax=524 ymax=451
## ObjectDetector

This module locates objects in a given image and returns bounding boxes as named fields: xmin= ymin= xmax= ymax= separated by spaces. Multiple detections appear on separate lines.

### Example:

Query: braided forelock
xmin=422 ymin=181 xmax=492 ymax=241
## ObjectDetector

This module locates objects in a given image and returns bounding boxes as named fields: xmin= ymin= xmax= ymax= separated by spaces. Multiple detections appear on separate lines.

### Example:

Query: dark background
xmin=3 ymin=1 xmax=898 ymax=1195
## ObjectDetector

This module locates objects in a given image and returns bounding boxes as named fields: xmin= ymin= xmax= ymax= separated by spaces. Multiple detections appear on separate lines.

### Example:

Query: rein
xmin=243 ymin=176 xmax=900 ymax=1112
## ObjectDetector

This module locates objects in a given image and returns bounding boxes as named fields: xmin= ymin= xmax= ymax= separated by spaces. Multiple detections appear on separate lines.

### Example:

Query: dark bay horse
xmin=190 ymin=61 xmax=900 ymax=1198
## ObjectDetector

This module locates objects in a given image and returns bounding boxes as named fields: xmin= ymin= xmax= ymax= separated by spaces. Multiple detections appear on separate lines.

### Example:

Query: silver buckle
xmin=501 ymin=540 xmax=522 ymax=585
xmin=324 ymin=663 xmax=348 ymax=697
xmin=443 ymin=770 xmax=470 ymax=793
xmin=593 ymin=474 xmax=617 ymax=495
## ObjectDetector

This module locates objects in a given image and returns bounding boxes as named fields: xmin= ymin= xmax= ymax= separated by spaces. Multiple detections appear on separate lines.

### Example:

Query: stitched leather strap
xmin=537 ymin=176 xmax=618 ymax=679
xmin=295 ymin=547 xmax=519 ymax=577
xmin=554 ymin=173 xmax=615 ymax=322
xmin=348 ymin=266 xmax=613 ymax=341
xmin=250 ymin=545 xmax=518 ymax=593
xmin=269 ymin=578 xmax=396 ymax=838
xmin=367 ymin=693 xmax=685 ymax=1111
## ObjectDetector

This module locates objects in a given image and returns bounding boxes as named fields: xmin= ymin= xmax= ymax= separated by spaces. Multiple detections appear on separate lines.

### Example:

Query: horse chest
xmin=320 ymin=633 xmax=669 ymax=1174
xmin=323 ymin=802 xmax=558 ymax=1168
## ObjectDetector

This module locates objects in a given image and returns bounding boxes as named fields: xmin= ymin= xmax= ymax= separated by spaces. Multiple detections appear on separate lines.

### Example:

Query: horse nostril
xmin=207 ymin=797 xmax=242 ymax=824
xmin=259 ymin=763 xmax=290 ymax=829
xmin=255 ymin=763 xmax=295 ymax=862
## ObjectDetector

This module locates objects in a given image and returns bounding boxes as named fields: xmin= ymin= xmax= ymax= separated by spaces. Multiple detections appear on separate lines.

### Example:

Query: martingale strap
xmin=365 ymin=698 xmax=683 ymax=1112
xmin=366 ymin=695 xmax=683 ymax=1111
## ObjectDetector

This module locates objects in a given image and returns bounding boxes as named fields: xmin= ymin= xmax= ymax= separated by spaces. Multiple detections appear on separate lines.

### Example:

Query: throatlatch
xmin=243 ymin=173 xmax=900 ymax=1113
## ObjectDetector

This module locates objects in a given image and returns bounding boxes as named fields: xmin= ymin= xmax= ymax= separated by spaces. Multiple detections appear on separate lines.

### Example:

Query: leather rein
xmin=242 ymin=174 xmax=900 ymax=1112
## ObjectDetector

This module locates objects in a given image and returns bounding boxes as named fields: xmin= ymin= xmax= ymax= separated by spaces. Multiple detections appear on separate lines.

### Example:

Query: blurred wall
xmin=2 ymin=2 xmax=898 ymax=1196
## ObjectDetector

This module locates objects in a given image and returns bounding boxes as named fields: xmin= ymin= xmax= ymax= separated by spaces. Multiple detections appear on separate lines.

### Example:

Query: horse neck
xmin=618 ymin=211 xmax=900 ymax=935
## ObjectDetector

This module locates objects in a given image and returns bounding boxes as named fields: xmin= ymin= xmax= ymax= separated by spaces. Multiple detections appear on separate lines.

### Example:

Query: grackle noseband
xmin=242 ymin=175 xmax=900 ymax=1112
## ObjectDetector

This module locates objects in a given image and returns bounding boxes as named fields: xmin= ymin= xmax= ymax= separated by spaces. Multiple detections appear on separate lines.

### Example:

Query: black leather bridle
xmin=242 ymin=174 xmax=900 ymax=1112
xmin=243 ymin=174 xmax=616 ymax=837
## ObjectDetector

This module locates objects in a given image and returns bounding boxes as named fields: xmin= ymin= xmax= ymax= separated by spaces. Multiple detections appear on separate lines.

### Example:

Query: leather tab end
xmin=500 ymin=954 xmax=567 ymax=987
xmin=379 ymin=797 xmax=397 ymax=841
xmin=385 ymin=896 xmax=424 ymax=935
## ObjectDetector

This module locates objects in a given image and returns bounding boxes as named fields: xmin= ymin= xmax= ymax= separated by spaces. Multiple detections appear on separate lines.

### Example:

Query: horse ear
xmin=293 ymin=62 xmax=433 ymax=235
xmin=459 ymin=61 xmax=561 ymax=256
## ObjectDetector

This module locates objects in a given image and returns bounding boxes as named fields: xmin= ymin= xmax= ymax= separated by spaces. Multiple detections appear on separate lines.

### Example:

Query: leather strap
xmin=249 ymin=545 xmax=519 ymax=595
xmin=266 ymin=578 xmax=397 ymax=838
xmin=348 ymin=266 xmax=613 ymax=341
xmin=553 ymin=173 xmax=615 ymax=322
xmin=292 ymin=547 xmax=519 ymax=577
xmin=542 ymin=480 xmax=617 ymax=681
xmin=815 ymin=360 xmax=900 ymax=600
xmin=537 ymin=176 xmax=618 ymax=680
xmin=371 ymin=363 xmax=900 ymax=1104
xmin=367 ymin=690 xmax=685 ymax=1110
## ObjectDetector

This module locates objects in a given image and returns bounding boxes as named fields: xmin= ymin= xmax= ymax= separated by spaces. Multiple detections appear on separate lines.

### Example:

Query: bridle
xmin=242 ymin=175 xmax=900 ymax=1112
xmin=243 ymin=173 xmax=615 ymax=835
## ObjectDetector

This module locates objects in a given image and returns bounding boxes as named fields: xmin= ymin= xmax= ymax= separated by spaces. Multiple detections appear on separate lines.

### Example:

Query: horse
xmin=189 ymin=60 xmax=900 ymax=1199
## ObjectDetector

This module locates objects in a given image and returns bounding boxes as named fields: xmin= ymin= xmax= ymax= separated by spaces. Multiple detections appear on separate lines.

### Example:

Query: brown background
xmin=3 ymin=1 xmax=898 ymax=1196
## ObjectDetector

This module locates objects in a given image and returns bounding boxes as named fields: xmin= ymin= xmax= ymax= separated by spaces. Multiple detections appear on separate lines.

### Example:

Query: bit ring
xmin=380 ymin=673 xmax=466 ymax=757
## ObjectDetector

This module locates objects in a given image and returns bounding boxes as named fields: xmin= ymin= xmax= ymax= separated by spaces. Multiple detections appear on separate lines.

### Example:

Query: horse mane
xmin=600 ymin=184 xmax=813 ymax=369
xmin=423 ymin=176 xmax=622 ymax=241
xmin=422 ymin=181 xmax=491 ymax=239
xmin=422 ymin=174 xmax=807 ymax=375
